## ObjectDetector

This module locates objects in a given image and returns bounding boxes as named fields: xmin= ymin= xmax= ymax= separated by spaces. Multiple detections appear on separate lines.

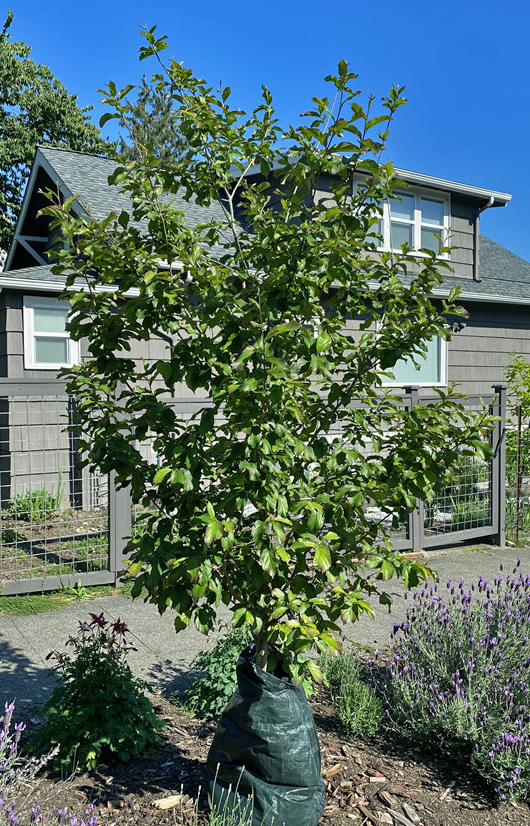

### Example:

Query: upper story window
xmin=23 ymin=296 xmax=79 ymax=370
xmin=368 ymin=186 xmax=450 ymax=257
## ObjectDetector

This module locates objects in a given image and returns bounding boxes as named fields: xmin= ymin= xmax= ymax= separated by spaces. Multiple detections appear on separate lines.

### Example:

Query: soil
xmin=19 ymin=691 xmax=530 ymax=826
xmin=0 ymin=508 xmax=108 ymax=579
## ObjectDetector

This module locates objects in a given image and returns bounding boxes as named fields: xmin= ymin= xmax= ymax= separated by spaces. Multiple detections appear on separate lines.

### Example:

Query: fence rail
xmin=0 ymin=381 xmax=506 ymax=595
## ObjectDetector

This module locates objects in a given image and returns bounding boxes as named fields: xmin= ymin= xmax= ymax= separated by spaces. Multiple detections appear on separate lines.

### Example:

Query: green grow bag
xmin=207 ymin=646 xmax=325 ymax=826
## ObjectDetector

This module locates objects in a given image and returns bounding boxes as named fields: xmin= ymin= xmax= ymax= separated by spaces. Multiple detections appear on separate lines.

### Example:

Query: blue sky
xmin=6 ymin=0 xmax=530 ymax=260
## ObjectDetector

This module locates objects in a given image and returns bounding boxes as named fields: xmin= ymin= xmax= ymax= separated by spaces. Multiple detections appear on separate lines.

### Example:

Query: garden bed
xmin=20 ymin=690 xmax=530 ymax=826
xmin=0 ymin=508 xmax=109 ymax=579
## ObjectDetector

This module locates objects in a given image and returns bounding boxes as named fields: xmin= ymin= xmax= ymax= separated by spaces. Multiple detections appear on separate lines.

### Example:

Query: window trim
xmin=381 ymin=334 xmax=448 ymax=388
xmin=23 ymin=295 xmax=79 ymax=370
xmin=377 ymin=186 xmax=450 ymax=259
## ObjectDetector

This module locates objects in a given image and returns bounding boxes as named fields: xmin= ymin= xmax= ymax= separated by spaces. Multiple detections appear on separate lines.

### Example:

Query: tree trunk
xmin=255 ymin=630 xmax=268 ymax=670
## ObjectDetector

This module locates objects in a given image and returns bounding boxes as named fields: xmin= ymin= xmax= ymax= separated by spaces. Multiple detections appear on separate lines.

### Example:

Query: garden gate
xmin=0 ymin=381 xmax=506 ymax=596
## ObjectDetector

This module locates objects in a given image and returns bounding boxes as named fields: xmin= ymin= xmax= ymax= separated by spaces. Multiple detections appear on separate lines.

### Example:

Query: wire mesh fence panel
xmin=505 ymin=410 xmax=530 ymax=542
xmin=0 ymin=390 xmax=109 ymax=587
xmin=424 ymin=455 xmax=492 ymax=538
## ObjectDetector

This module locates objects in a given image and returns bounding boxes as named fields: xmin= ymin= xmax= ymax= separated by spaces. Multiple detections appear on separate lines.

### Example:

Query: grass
xmin=0 ymin=584 xmax=121 ymax=615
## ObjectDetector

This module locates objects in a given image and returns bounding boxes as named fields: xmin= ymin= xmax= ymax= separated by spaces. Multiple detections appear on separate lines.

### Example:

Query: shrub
xmin=4 ymin=489 xmax=60 ymax=521
xmin=320 ymin=651 xmax=382 ymax=737
xmin=384 ymin=560 xmax=530 ymax=801
xmin=179 ymin=627 xmax=253 ymax=721
xmin=30 ymin=612 xmax=162 ymax=771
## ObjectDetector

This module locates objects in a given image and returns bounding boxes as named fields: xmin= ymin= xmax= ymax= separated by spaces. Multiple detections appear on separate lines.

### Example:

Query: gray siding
xmin=449 ymin=195 xmax=475 ymax=280
xmin=447 ymin=301 xmax=530 ymax=398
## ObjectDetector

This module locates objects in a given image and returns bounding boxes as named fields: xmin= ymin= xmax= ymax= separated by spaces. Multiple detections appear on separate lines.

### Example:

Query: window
xmin=23 ymin=296 xmax=79 ymax=370
xmin=366 ymin=186 xmax=449 ymax=256
xmin=382 ymin=335 xmax=446 ymax=387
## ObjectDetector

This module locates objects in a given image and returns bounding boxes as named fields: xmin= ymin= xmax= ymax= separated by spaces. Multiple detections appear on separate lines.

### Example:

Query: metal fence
xmin=505 ymin=403 xmax=530 ymax=543
xmin=391 ymin=385 xmax=506 ymax=552
xmin=0 ymin=379 xmax=125 ymax=596
xmin=0 ymin=381 xmax=506 ymax=595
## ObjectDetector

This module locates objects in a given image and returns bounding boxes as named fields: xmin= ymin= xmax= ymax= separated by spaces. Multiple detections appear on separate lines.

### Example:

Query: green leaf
xmin=316 ymin=331 xmax=332 ymax=353
xmin=153 ymin=467 xmax=171 ymax=485
xmin=205 ymin=520 xmax=222 ymax=545
xmin=265 ymin=321 xmax=301 ymax=340
xmin=314 ymin=544 xmax=331 ymax=572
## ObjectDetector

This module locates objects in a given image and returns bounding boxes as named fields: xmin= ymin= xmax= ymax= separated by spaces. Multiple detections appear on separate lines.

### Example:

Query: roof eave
xmin=391 ymin=168 xmax=511 ymax=205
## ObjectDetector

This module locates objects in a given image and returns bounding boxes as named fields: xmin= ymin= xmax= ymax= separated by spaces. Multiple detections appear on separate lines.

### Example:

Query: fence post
xmin=108 ymin=381 xmax=133 ymax=583
xmin=405 ymin=386 xmax=424 ymax=553
xmin=491 ymin=384 xmax=507 ymax=547
xmin=108 ymin=474 xmax=132 ymax=584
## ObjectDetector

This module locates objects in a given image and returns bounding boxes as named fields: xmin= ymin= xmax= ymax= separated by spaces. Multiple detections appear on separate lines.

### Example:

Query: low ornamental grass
xmin=320 ymin=651 xmax=383 ymax=738
xmin=383 ymin=559 xmax=530 ymax=801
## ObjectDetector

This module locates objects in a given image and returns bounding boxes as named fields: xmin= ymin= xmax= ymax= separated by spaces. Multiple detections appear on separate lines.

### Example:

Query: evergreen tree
xmin=118 ymin=76 xmax=186 ymax=161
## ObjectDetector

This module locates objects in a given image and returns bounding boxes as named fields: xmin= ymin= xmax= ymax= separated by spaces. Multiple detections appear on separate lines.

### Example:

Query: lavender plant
xmin=383 ymin=559 xmax=530 ymax=801
xmin=0 ymin=803 xmax=98 ymax=826
xmin=0 ymin=701 xmax=26 ymax=793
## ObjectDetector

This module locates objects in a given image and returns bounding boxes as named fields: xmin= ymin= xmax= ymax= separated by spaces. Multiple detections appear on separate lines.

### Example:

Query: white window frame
xmin=381 ymin=186 xmax=450 ymax=258
xmin=23 ymin=295 xmax=79 ymax=370
xmin=381 ymin=334 xmax=447 ymax=388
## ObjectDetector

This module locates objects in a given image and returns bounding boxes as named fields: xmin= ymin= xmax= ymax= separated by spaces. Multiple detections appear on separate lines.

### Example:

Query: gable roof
xmin=1 ymin=146 xmax=527 ymax=306
xmin=37 ymin=144 xmax=228 ymax=231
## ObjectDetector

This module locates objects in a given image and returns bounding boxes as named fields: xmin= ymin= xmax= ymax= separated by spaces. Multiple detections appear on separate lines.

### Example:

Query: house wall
xmin=449 ymin=301 xmax=530 ymax=399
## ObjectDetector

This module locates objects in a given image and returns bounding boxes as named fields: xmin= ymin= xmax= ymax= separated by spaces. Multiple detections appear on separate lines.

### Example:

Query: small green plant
xmin=320 ymin=651 xmax=383 ymax=737
xmin=29 ymin=612 xmax=162 ymax=771
xmin=4 ymin=488 xmax=60 ymax=521
xmin=0 ymin=528 xmax=27 ymax=543
xmin=61 ymin=578 xmax=92 ymax=601
xmin=179 ymin=627 xmax=253 ymax=721
xmin=449 ymin=496 xmax=490 ymax=529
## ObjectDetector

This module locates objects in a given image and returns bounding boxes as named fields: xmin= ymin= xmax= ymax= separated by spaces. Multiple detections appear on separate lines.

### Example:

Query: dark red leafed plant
xmin=30 ymin=613 xmax=162 ymax=772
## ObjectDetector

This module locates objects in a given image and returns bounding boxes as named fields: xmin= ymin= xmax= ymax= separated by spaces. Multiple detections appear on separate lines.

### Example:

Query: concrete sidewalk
xmin=1 ymin=545 xmax=529 ymax=713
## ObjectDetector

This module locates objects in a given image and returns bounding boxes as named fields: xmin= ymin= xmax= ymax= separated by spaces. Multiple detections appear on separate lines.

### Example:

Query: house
xmin=0 ymin=146 xmax=528 ymax=505
xmin=2 ymin=146 xmax=529 ymax=395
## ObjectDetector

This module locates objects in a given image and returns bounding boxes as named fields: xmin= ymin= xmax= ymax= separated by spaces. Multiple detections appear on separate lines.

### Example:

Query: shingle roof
xmin=2 ymin=147 xmax=529 ymax=305
xmin=38 ymin=144 xmax=229 ymax=232
xmin=477 ymin=235 xmax=530 ymax=300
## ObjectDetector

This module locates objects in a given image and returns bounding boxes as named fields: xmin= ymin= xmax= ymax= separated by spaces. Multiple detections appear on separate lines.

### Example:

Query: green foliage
xmin=118 ymin=75 xmax=186 ymax=161
xmin=0 ymin=527 xmax=27 ymax=543
xmin=506 ymin=427 xmax=530 ymax=487
xmin=29 ymin=612 xmax=162 ymax=771
xmin=179 ymin=626 xmax=253 ymax=720
xmin=4 ymin=489 xmax=60 ymax=521
xmin=0 ymin=12 xmax=110 ymax=250
xmin=60 ymin=578 xmax=93 ymax=601
xmin=320 ymin=651 xmax=382 ymax=737
xmin=45 ymin=30 xmax=492 ymax=683
xmin=506 ymin=353 xmax=530 ymax=420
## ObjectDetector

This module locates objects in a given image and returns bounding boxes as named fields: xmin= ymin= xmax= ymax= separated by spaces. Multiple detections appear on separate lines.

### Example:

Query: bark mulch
xmin=22 ymin=691 xmax=530 ymax=826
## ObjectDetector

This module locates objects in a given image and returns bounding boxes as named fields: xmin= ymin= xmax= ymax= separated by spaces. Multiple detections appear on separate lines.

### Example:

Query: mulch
xmin=21 ymin=690 xmax=530 ymax=826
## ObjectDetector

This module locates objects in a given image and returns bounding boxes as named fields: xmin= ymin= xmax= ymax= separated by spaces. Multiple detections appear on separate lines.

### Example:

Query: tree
xmin=45 ymin=29 xmax=493 ymax=685
xmin=118 ymin=75 xmax=186 ymax=161
xmin=0 ymin=12 xmax=110 ymax=251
